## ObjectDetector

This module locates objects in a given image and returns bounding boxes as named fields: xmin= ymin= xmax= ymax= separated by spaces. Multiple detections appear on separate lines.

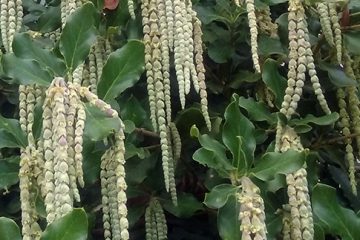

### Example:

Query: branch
xmin=134 ymin=127 xmax=159 ymax=138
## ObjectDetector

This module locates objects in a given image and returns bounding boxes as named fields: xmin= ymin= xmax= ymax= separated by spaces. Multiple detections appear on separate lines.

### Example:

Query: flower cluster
xmin=145 ymin=199 xmax=168 ymax=240
xmin=0 ymin=0 xmax=22 ymax=53
xmin=101 ymin=131 xmax=129 ymax=240
xmin=237 ymin=177 xmax=267 ymax=240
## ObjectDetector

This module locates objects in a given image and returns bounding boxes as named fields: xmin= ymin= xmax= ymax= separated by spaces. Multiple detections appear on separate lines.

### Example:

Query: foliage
xmin=0 ymin=0 xmax=360 ymax=239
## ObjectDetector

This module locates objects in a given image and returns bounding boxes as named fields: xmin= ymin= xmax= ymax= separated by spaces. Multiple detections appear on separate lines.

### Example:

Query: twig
xmin=134 ymin=127 xmax=159 ymax=138
xmin=312 ymin=133 xmax=360 ymax=148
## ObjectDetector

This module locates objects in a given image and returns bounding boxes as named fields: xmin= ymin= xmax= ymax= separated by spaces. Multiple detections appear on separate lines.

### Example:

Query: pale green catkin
xmin=153 ymin=200 xmax=167 ymax=240
xmin=337 ymin=88 xmax=357 ymax=195
xmin=145 ymin=203 xmax=155 ymax=240
xmin=173 ymin=0 xmax=186 ymax=109
xmin=237 ymin=177 xmax=267 ymax=240
xmin=128 ymin=0 xmax=136 ymax=19
xmin=279 ymin=127 xmax=314 ymax=240
xmin=157 ymin=0 xmax=172 ymax=124
xmin=42 ymin=83 xmax=57 ymax=223
xmin=101 ymin=149 xmax=112 ymax=240
xmin=256 ymin=6 xmax=278 ymax=38
xmin=99 ymin=131 xmax=129 ymax=240
xmin=142 ymin=0 xmax=158 ymax=131
xmin=281 ymin=205 xmax=292 ymax=240
xmin=328 ymin=3 xmax=342 ymax=64
xmin=51 ymin=81 xmax=72 ymax=219
xmin=0 ymin=0 xmax=23 ymax=53
xmin=245 ymin=0 xmax=261 ymax=73
xmin=167 ymin=125 xmax=177 ymax=205
xmin=280 ymin=0 xmax=330 ymax=119
xmin=145 ymin=199 xmax=168 ymax=240
xmin=192 ymin=10 xmax=212 ymax=130
xmin=65 ymin=84 xmax=79 ymax=203
xmin=316 ymin=3 xmax=334 ymax=46
xmin=19 ymin=147 xmax=41 ymax=240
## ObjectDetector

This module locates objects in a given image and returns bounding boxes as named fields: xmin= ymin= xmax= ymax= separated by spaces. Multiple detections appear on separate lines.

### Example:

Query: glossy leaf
xmin=251 ymin=150 xmax=306 ymax=181
xmin=238 ymin=96 xmax=277 ymax=124
xmin=222 ymin=94 xmax=256 ymax=172
xmin=98 ymin=40 xmax=145 ymax=101
xmin=289 ymin=113 xmax=339 ymax=127
xmin=0 ymin=115 xmax=27 ymax=148
xmin=13 ymin=33 xmax=66 ymax=76
xmin=2 ymin=54 xmax=53 ymax=86
xmin=84 ymin=104 xmax=121 ymax=141
xmin=41 ymin=208 xmax=88 ymax=240
xmin=318 ymin=62 xmax=357 ymax=87
xmin=0 ymin=217 xmax=21 ymax=240
xmin=193 ymin=134 xmax=234 ymax=175
xmin=262 ymin=59 xmax=287 ymax=108
xmin=0 ymin=130 xmax=21 ymax=148
xmin=204 ymin=184 xmax=238 ymax=209
xmin=59 ymin=3 xmax=98 ymax=71
xmin=164 ymin=193 xmax=203 ymax=218
xmin=344 ymin=31 xmax=360 ymax=55
xmin=0 ymin=160 xmax=19 ymax=190
xmin=258 ymin=35 xmax=286 ymax=57
xmin=313 ymin=184 xmax=360 ymax=240
xmin=217 ymin=195 xmax=241 ymax=240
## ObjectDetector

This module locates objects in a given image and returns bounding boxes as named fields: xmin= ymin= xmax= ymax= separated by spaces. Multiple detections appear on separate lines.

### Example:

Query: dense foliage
xmin=0 ymin=0 xmax=360 ymax=239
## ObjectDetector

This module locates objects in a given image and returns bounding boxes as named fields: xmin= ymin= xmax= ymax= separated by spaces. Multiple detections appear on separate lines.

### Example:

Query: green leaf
xmin=0 ymin=130 xmax=22 ymax=148
xmin=318 ymin=62 xmax=357 ymax=87
xmin=41 ymin=208 xmax=88 ymax=240
xmin=0 ymin=217 xmax=21 ymax=240
xmin=84 ymin=104 xmax=121 ymax=141
xmin=163 ymin=193 xmax=203 ymax=218
xmin=36 ymin=6 xmax=61 ymax=32
xmin=222 ymin=94 xmax=256 ymax=172
xmin=0 ymin=160 xmax=19 ymax=190
xmin=59 ymin=3 xmax=98 ymax=71
xmin=2 ymin=54 xmax=53 ymax=86
xmin=204 ymin=184 xmax=238 ymax=209
xmin=97 ymin=40 xmax=145 ymax=101
xmin=13 ymin=33 xmax=66 ymax=76
xmin=313 ymin=184 xmax=360 ymax=240
xmin=258 ymin=35 xmax=286 ymax=57
xmin=193 ymin=134 xmax=234 ymax=175
xmin=251 ymin=150 xmax=306 ymax=181
xmin=0 ymin=115 xmax=27 ymax=148
xmin=289 ymin=113 xmax=339 ymax=127
xmin=238 ymin=96 xmax=277 ymax=124
xmin=262 ymin=59 xmax=287 ymax=108
xmin=119 ymin=95 xmax=147 ymax=126
xmin=344 ymin=31 xmax=360 ymax=55
xmin=217 ymin=195 xmax=241 ymax=240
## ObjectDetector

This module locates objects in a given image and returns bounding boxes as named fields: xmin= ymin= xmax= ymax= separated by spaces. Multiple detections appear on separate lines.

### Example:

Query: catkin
xmin=280 ymin=0 xmax=330 ymax=118
xmin=337 ymin=88 xmax=357 ymax=195
xmin=316 ymin=3 xmax=334 ymax=46
xmin=256 ymin=6 xmax=278 ymax=38
xmin=237 ymin=177 xmax=267 ymax=240
xmin=245 ymin=0 xmax=260 ymax=73
xmin=278 ymin=126 xmax=314 ymax=240
xmin=145 ymin=199 xmax=168 ymax=240
xmin=0 ymin=0 xmax=23 ymax=53
xmin=100 ymin=131 xmax=129 ymax=240
xmin=328 ymin=3 xmax=342 ymax=64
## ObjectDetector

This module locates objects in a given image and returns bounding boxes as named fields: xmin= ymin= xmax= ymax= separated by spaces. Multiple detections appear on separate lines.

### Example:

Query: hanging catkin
xmin=0 ymin=0 xmax=23 ymax=53
xmin=145 ymin=199 xmax=168 ymax=240
xmin=277 ymin=126 xmax=314 ymax=240
xmin=237 ymin=177 xmax=267 ymax=240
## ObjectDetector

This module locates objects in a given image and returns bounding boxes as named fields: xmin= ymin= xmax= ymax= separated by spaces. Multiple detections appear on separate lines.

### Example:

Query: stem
xmin=312 ymin=133 xmax=360 ymax=148
xmin=134 ymin=127 xmax=159 ymax=138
